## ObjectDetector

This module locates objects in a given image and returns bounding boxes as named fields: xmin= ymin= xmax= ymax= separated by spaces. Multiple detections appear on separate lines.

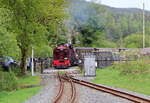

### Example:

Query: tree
xmin=124 ymin=34 xmax=150 ymax=48
xmin=34 ymin=45 xmax=53 ymax=58
xmin=0 ymin=8 xmax=20 ymax=60
xmin=0 ymin=27 xmax=21 ymax=60
xmin=0 ymin=0 xmax=68 ymax=75
xmin=78 ymin=19 xmax=105 ymax=47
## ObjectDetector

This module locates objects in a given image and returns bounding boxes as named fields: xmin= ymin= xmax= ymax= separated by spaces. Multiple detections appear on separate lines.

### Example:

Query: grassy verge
xmin=0 ymin=75 xmax=42 ymax=103
xmin=0 ymin=87 xmax=41 ymax=103
xmin=93 ymin=61 xmax=150 ymax=96
xmin=18 ymin=76 xmax=41 ymax=87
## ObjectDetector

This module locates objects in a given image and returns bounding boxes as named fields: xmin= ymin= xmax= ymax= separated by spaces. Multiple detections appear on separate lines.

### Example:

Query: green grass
xmin=18 ymin=76 xmax=41 ymax=87
xmin=0 ymin=75 xmax=42 ymax=103
xmin=93 ymin=68 xmax=150 ymax=96
xmin=59 ymin=71 xmax=66 ymax=75
xmin=0 ymin=87 xmax=41 ymax=103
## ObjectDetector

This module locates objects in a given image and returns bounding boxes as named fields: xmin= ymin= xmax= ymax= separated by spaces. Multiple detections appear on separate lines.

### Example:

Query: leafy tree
xmin=0 ymin=0 xmax=68 ymax=75
xmin=0 ymin=8 xmax=20 ymax=60
xmin=78 ymin=19 xmax=105 ymax=47
xmin=34 ymin=45 xmax=53 ymax=58
xmin=124 ymin=34 xmax=150 ymax=48
xmin=0 ymin=27 xmax=21 ymax=60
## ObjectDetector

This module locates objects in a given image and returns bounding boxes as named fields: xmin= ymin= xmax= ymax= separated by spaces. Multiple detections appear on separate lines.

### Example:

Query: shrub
xmin=0 ymin=66 xmax=3 ymax=71
xmin=124 ymin=34 xmax=150 ymax=48
xmin=0 ymin=71 xmax=2 ymax=80
xmin=0 ymin=72 xmax=18 ymax=91
xmin=9 ymin=64 xmax=21 ymax=76
xmin=120 ymin=61 xmax=150 ymax=75
xmin=0 ymin=64 xmax=21 ymax=75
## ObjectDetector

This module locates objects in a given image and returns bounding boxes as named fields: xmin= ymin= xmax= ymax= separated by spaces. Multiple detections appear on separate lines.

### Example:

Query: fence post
xmin=41 ymin=59 xmax=43 ymax=74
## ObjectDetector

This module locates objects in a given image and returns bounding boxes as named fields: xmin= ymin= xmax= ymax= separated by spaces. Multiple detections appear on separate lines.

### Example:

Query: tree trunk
xmin=20 ymin=48 xmax=28 ymax=76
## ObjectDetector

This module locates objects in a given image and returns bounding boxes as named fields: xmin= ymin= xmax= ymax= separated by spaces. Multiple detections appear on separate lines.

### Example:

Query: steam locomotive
xmin=53 ymin=43 xmax=78 ymax=69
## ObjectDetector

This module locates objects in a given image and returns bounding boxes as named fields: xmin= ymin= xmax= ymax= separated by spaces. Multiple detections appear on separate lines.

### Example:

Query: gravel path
xmin=24 ymin=74 xmax=59 ymax=103
xmin=75 ymin=83 xmax=133 ymax=103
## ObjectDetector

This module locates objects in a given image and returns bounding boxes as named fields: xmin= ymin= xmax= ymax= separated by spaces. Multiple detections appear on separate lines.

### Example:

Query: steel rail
xmin=70 ymin=80 xmax=76 ymax=103
xmin=53 ymin=73 xmax=76 ymax=103
xmin=64 ymin=75 xmax=76 ymax=103
xmin=63 ymin=76 xmax=150 ymax=103
xmin=53 ymin=73 xmax=64 ymax=103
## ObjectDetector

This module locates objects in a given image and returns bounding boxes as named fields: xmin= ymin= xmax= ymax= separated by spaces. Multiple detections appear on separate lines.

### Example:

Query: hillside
xmin=66 ymin=0 xmax=150 ymax=48
xmin=104 ymin=5 xmax=150 ymax=14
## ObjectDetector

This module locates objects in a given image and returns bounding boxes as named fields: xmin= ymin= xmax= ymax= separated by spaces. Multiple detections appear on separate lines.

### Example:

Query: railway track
xmin=62 ymin=74 xmax=150 ymax=103
xmin=53 ymin=73 xmax=76 ymax=103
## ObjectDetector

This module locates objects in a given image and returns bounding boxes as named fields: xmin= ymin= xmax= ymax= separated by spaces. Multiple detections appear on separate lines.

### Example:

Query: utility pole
xmin=31 ymin=33 xmax=34 ymax=76
xmin=143 ymin=0 xmax=145 ymax=48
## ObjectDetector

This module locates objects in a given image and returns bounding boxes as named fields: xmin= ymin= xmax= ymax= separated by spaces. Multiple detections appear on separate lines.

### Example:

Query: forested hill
xmin=66 ymin=0 xmax=150 ymax=48
xmin=106 ymin=6 xmax=150 ymax=14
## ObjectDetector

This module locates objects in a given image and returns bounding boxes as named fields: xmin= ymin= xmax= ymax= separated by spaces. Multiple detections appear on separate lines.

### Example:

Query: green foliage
xmin=48 ymin=32 xmax=67 ymax=48
xmin=0 ymin=72 xmax=18 ymax=91
xmin=0 ymin=74 xmax=41 ymax=103
xmin=109 ymin=61 xmax=150 ymax=75
xmin=78 ymin=19 xmax=105 ymax=47
xmin=34 ymin=45 xmax=53 ymax=58
xmin=9 ymin=65 xmax=21 ymax=76
xmin=0 ymin=71 xmax=40 ymax=92
xmin=124 ymin=34 xmax=150 ymax=48
xmin=120 ymin=61 xmax=150 ymax=75
xmin=67 ymin=0 xmax=150 ymax=48
xmin=0 ymin=27 xmax=21 ymax=60
xmin=0 ymin=64 xmax=21 ymax=76
xmin=77 ymin=18 xmax=117 ymax=48
xmin=93 ymin=40 xmax=117 ymax=48
xmin=0 ymin=0 xmax=69 ymax=75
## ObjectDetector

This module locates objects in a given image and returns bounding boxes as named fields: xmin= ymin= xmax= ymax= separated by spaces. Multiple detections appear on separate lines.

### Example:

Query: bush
xmin=0 ymin=64 xmax=21 ymax=75
xmin=9 ymin=64 xmax=21 ymax=75
xmin=120 ymin=61 xmax=150 ymax=75
xmin=0 ymin=66 xmax=3 ymax=71
xmin=124 ymin=34 xmax=150 ymax=48
xmin=0 ymin=72 xmax=18 ymax=91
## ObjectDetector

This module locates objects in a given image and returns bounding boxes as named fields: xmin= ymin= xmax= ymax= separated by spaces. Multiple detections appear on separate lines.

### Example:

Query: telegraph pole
xmin=31 ymin=46 xmax=34 ymax=76
xmin=142 ymin=0 xmax=145 ymax=48
xmin=31 ymin=32 xmax=34 ymax=76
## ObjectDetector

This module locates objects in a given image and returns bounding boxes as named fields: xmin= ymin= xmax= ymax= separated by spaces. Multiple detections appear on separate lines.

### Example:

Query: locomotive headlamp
xmin=64 ymin=57 xmax=68 ymax=60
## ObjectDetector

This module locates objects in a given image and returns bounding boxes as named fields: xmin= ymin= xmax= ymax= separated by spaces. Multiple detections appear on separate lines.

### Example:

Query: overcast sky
xmin=86 ymin=0 xmax=150 ymax=11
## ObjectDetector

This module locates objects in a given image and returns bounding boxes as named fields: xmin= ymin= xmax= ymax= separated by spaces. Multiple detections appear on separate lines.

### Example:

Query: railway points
xmin=59 ymin=73 xmax=150 ymax=103
xmin=53 ymin=73 xmax=76 ymax=103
